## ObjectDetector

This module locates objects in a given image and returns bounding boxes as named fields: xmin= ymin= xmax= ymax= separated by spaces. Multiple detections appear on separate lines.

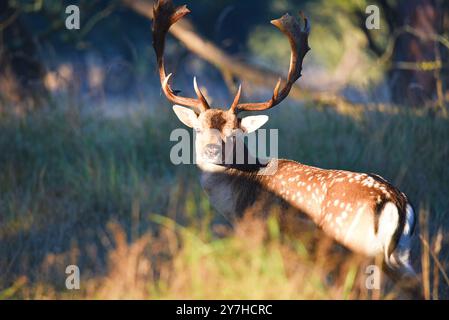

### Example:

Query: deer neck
xmin=198 ymin=143 xmax=270 ymax=217
xmin=199 ymin=157 xmax=324 ymax=224
xmin=197 ymin=142 xmax=323 ymax=224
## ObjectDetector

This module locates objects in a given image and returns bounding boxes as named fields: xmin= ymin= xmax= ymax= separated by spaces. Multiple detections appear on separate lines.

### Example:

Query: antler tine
xmin=229 ymin=84 xmax=242 ymax=113
xmin=193 ymin=77 xmax=210 ymax=110
xmin=153 ymin=0 xmax=209 ymax=113
xmin=232 ymin=12 xmax=310 ymax=113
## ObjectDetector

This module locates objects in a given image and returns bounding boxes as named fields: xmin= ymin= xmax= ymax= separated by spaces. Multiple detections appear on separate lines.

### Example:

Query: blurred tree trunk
xmin=388 ymin=0 xmax=444 ymax=107
xmin=0 ymin=2 xmax=47 ymax=113
xmin=356 ymin=0 xmax=447 ymax=109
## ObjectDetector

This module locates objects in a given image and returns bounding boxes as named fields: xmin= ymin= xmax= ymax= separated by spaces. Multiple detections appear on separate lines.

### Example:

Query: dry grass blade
xmin=419 ymin=234 xmax=449 ymax=290
xmin=432 ymin=228 xmax=443 ymax=299
xmin=419 ymin=205 xmax=431 ymax=300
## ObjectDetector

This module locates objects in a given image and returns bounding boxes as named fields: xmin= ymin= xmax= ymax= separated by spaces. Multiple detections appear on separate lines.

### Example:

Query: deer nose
xmin=205 ymin=144 xmax=222 ymax=158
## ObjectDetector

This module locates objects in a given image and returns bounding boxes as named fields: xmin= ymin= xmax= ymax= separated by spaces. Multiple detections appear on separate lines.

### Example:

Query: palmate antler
xmin=230 ymin=12 xmax=310 ymax=113
xmin=152 ymin=0 xmax=210 ymax=113
xmin=152 ymin=0 xmax=310 ymax=114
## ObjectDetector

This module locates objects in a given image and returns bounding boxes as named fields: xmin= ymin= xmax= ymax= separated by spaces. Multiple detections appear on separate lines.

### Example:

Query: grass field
xmin=0 ymin=99 xmax=448 ymax=299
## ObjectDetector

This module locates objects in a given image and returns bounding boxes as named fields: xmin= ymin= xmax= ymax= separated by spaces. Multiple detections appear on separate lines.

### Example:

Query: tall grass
xmin=0 ymin=101 xmax=448 ymax=299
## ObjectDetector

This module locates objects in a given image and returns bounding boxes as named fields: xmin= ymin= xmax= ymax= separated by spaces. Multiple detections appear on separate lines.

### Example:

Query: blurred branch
xmin=0 ymin=9 xmax=20 ymax=32
xmin=36 ymin=1 xmax=121 ymax=46
xmin=122 ymin=0 xmax=360 ymax=111
xmin=378 ymin=25 xmax=449 ymax=67
xmin=79 ymin=2 xmax=119 ymax=39
xmin=402 ymin=25 xmax=449 ymax=49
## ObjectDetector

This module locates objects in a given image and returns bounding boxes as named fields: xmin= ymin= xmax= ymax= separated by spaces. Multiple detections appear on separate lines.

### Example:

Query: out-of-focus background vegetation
xmin=0 ymin=0 xmax=448 ymax=299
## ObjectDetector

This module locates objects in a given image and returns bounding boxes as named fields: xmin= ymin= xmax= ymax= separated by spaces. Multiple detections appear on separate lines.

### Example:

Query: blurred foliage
xmin=4 ymin=0 xmax=385 ymax=78
xmin=3 ymin=0 xmax=447 ymax=98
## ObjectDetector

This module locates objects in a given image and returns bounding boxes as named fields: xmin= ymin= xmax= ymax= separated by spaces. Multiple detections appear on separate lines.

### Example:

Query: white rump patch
xmin=402 ymin=203 xmax=415 ymax=236
xmin=377 ymin=202 xmax=399 ymax=259
xmin=386 ymin=203 xmax=416 ymax=276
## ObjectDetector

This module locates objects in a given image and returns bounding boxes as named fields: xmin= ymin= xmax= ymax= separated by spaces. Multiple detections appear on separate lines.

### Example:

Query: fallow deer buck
xmin=152 ymin=0 xmax=419 ymax=293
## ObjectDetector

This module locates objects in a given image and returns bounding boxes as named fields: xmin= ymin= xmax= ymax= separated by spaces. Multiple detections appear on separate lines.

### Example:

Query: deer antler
xmin=152 ymin=0 xmax=210 ymax=113
xmin=229 ymin=12 xmax=310 ymax=113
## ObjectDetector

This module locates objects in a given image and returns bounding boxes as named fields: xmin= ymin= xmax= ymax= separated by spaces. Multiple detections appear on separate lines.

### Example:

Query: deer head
xmin=152 ymin=0 xmax=310 ymax=172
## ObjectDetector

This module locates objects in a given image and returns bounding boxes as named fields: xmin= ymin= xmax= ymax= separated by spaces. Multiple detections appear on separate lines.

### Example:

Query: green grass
xmin=0 ymin=101 xmax=448 ymax=299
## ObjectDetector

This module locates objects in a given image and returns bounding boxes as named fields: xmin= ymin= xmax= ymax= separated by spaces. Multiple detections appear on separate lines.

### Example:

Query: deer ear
xmin=240 ymin=115 xmax=269 ymax=133
xmin=172 ymin=105 xmax=199 ymax=128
